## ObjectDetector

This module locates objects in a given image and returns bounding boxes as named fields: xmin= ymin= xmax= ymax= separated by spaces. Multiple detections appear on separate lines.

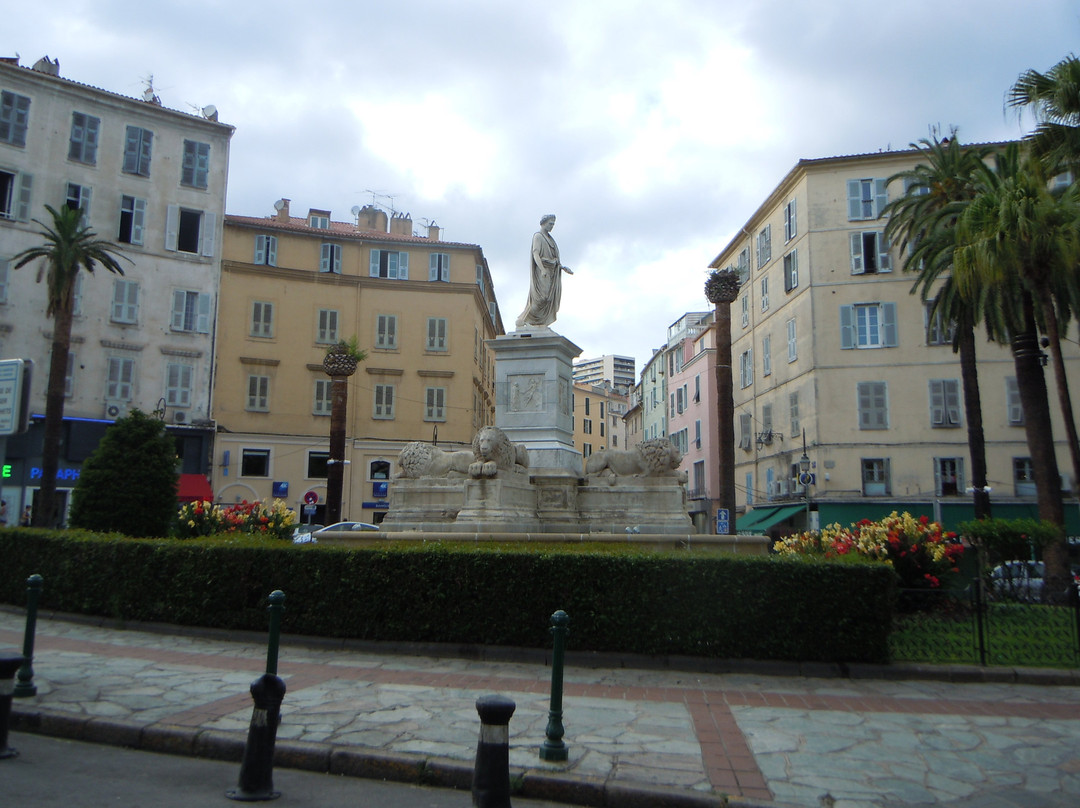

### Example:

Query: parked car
xmin=291 ymin=524 xmax=324 ymax=543
xmin=312 ymin=521 xmax=381 ymax=536
xmin=989 ymin=561 xmax=1044 ymax=603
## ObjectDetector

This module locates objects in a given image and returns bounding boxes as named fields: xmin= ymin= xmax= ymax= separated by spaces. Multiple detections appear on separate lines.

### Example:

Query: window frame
xmin=861 ymin=457 xmax=891 ymax=496
xmin=783 ymin=249 xmax=798 ymax=292
xmin=170 ymin=290 xmax=211 ymax=333
xmin=122 ymin=125 xmax=153 ymax=177
xmin=846 ymin=178 xmax=888 ymax=221
xmin=106 ymin=356 xmax=136 ymax=401
xmin=374 ymin=383 xmax=396 ymax=419
xmin=240 ymin=448 xmax=271 ymax=477
xmin=118 ymin=195 xmax=146 ymax=245
xmin=929 ymin=379 xmax=962 ymax=428
xmin=429 ymin=252 xmax=451 ymax=282
xmin=0 ymin=91 xmax=31 ymax=147
xmin=111 ymin=278 xmax=139 ymax=325
xmin=840 ymin=303 xmax=898 ymax=349
xmin=316 ymin=309 xmax=339 ymax=344
xmin=783 ymin=197 xmax=797 ymax=241
xmin=246 ymin=374 xmax=270 ymax=411
xmin=250 ymin=301 xmax=274 ymax=338
xmin=426 ymin=317 xmax=448 ymax=351
xmin=375 ymin=314 xmax=398 ymax=349
xmin=313 ymin=379 xmax=332 ymax=416
xmin=68 ymin=111 xmax=100 ymax=164
xmin=320 ymin=242 xmax=342 ymax=273
xmin=180 ymin=139 xmax=210 ymax=189
xmin=165 ymin=362 xmax=193 ymax=408
xmin=254 ymin=234 xmax=277 ymax=266
xmin=369 ymin=249 xmax=410 ymax=279
xmin=424 ymin=386 xmax=447 ymax=422
xmin=857 ymin=381 xmax=889 ymax=430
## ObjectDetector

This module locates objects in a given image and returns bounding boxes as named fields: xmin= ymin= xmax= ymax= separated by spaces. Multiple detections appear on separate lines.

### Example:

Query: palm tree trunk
xmin=1011 ymin=294 xmax=1068 ymax=599
xmin=1035 ymin=285 xmax=1080 ymax=496
xmin=325 ymin=375 xmax=348 ymax=525
xmin=956 ymin=320 xmax=991 ymax=519
xmin=713 ymin=302 xmax=735 ymax=534
xmin=32 ymin=288 xmax=74 ymax=527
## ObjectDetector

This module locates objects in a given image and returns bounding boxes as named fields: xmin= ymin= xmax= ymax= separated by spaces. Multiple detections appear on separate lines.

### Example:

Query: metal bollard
xmin=472 ymin=695 xmax=516 ymax=808
xmin=539 ymin=609 xmax=569 ymax=762
xmin=226 ymin=590 xmax=287 ymax=802
xmin=15 ymin=574 xmax=43 ymax=698
xmin=0 ymin=654 xmax=27 ymax=759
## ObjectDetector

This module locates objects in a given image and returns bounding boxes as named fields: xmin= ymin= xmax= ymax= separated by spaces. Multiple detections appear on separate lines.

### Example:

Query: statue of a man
xmin=515 ymin=214 xmax=573 ymax=329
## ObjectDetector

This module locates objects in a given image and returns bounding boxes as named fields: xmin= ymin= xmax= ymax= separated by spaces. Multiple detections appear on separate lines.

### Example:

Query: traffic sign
xmin=0 ymin=359 xmax=31 ymax=436
xmin=715 ymin=508 xmax=730 ymax=534
xmin=303 ymin=490 xmax=319 ymax=505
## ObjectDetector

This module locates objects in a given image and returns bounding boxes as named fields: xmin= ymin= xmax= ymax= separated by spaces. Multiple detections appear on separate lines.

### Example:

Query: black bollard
xmin=472 ymin=695 xmax=516 ymax=808
xmin=15 ymin=573 xmax=43 ymax=698
xmin=0 ymin=654 xmax=27 ymax=759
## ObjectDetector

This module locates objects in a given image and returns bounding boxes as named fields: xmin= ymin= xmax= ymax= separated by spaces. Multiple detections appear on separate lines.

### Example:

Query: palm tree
xmin=1009 ymin=54 xmax=1080 ymax=176
xmin=704 ymin=268 xmax=740 ymax=534
xmin=883 ymin=136 xmax=993 ymax=518
xmin=12 ymin=205 xmax=128 ymax=527
xmin=952 ymin=146 xmax=1078 ymax=597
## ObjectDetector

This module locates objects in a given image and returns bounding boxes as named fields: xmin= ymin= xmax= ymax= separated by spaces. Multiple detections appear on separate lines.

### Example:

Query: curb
xmin=9 ymin=706 xmax=777 ymax=808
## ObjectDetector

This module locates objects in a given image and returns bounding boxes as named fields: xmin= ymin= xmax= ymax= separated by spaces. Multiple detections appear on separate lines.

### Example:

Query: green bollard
xmin=265 ymin=590 xmax=285 ymax=676
xmin=14 ymin=574 xmax=43 ymax=698
xmin=539 ymin=609 xmax=569 ymax=762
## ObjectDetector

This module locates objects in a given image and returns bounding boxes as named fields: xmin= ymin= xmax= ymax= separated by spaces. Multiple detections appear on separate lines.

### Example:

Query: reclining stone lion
xmin=469 ymin=425 xmax=529 ymax=478
xmin=584 ymin=438 xmax=686 ymax=480
xmin=395 ymin=426 xmax=529 ymax=479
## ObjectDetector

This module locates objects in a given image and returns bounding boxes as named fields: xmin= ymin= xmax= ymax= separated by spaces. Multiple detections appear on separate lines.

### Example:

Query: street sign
xmin=303 ymin=490 xmax=319 ymax=505
xmin=0 ymin=359 xmax=31 ymax=436
xmin=715 ymin=508 xmax=730 ymax=534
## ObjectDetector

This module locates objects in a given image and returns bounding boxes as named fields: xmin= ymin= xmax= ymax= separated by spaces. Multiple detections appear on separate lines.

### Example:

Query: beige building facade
xmin=709 ymin=147 xmax=1080 ymax=536
xmin=214 ymin=202 xmax=503 ymax=523
xmin=571 ymin=381 xmax=628 ymax=463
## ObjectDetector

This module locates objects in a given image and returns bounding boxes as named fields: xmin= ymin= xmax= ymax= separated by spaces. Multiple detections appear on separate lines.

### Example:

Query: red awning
xmin=177 ymin=473 xmax=214 ymax=503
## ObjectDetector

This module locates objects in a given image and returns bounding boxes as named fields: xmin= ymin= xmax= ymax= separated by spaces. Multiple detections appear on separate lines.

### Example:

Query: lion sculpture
xmin=469 ymin=425 xmax=529 ymax=478
xmin=395 ymin=426 xmax=529 ymax=479
xmin=584 ymin=438 xmax=686 ymax=480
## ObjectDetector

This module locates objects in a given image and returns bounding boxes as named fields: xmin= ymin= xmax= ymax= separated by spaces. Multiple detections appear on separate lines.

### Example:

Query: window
xmin=374 ymin=384 xmax=395 ymax=419
xmin=740 ymin=294 xmax=749 ymax=328
xmin=65 ymin=182 xmax=92 ymax=218
xmin=787 ymin=318 xmax=797 ymax=361
xmin=369 ymin=249 xmax=409 ymax=279
xmin=370 ymin=460 xmax=391 ymax=480
xmin=676 ymin=386 xmax=686 ymax=414
xmin=784 ymin=198 xmax=797 ymax=241
xmin=694 ymin=374 xmax=700 ymax=403
xmin=585 ymin=398 xmax=591 ymax=415
xmin=929 ymin=379 xmax=961 ymax=428
xmin=736 ymin=247 xmax=750 ymax=283
xmin=122 ymin=126 xmax=153 ymax=177
xmin=106 ymin=357 xmax=135 ymax=400
xmin=1013 ymin=457 xmax=1036 ymax=496
xmin=761 ymin=403 xmax=773 ymax=435
xmin=309 ymin=213 xmax=329 ymax=229
xmin=426 ymin=317 xmax=448 ymax=351
xmin=739 ymin=412 xmax=752 ymax=451
xmin=118 ymin=196 xmax=146 ymax=245
xmin=583 ymin=419 xmax=593 ymax=434
xmin=250 ymin=301 xmax=273 ymax=338
xmin=111 ymin=279 xmax=139 ymax=324
xmin=68 ymin=112 xmax=100 ymax=164
xmin=760 ymin=276 xmax=769 ymax=311
xmin=241 ymin=449 xmax=270 ymax=477
xmin=857 ymin=381 xmax=888 ymax=430
xmin=425 ymin=386 xmax=446 ymax=421
xmin=307 ymin=451 xmax=329 ymax=478
xmin=762 ymin=334 xmax=772 ymax=376
xmin=840 ymin=303 xmax=898 ymax=349
xmin=313 ymin=379 xmax=332 ymax=415
xmin=583 ymin=443 xmax=592 ymax=458
xmin=862 ymin=458 xmax=891 ymax=496
xmin=254 ymin=235 xmax=277 ymax=266
xmin=789 ymin=391 xmax=800 ymax=437
xmin=0 ymin=91 xmax=30 ymax=147
xmin=165 ymin=363 xmax=193 ymax=407
xmin=165 ymin=205 xmax=215 ymax=256
xmin=925 ymin=301 xmax=956 ymax=346
xmin=850 ymin=231 xmax=892 ymax=274
xmin=739 ymin=349 xmax=753 ymax=388
xmin=1006 ymin=377 xmax=1024 ymax=425
xmin=246 ymin=375 xmax=270 ymax=411
xmin=693 ymin=460 xmax=705 ymax=493
xmin=181 ymin=140 xmax=210 ymax=189
xmin=429 ymin=252 xmax=451 ymax=281
xmin=847 ymin=178 xmax=888 ymax=220
xmin=0 ymin=256 xmax=7 ymax=303
xmin=376 ymin=314 xmax=397 ymax=349
xmin=171 ymin=290 xmax=211 ymax=333
xmin=935 ymin=457 xmax=964 ymax=497
xmin=783 ymin=250 xmax=798 ymax=291
xmin=320 ymin=242 xmax=342 ymax=273
xmin=316 ymin=309 xmax=338 ymax=344
xmin=757 ymin=225 xmax=771 ymax=267
xmin=0 ymin=169 xmax=33 ymax=221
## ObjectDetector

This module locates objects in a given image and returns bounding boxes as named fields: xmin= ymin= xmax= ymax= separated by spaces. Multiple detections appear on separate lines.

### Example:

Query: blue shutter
xmin=197 ymin=293 xmax=212 ymax=333
xmin=398 ymin=252 xmax=409 ymax=280
xmin=850 ymin=232 xmax=864 ymax=274
xmin=369 ymin=250 xmax=380 ymax=277
xmin=846 ymin=180 xmax=862 ymax=220
xmin=840 ymin=305 xmax=855 ymax=349
xmin=881 ymin=303 xmax=898 ymax=347
xmin=429 ymin=254 xmax=439 ymax=281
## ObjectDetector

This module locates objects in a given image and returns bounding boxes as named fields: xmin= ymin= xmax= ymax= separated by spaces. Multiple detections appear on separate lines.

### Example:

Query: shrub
xmin=174 ymin=499 xmax=294 ymax=541
xmin=773 ymin=511 xmax=965 ymax=590
xmin=958 ymin=517 xmax=1062 ymax=569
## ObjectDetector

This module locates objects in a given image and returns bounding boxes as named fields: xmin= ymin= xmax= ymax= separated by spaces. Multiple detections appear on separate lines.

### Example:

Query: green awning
xmin=737 ymin=504 xmax=805 ymax=533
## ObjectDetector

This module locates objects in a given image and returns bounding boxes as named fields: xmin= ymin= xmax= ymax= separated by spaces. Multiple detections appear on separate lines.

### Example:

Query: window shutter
xmin=429 ymin=254 xmax=439 ymax=281
xmin=266 ymin=236 xmax=276 ymax=266
xmin=929 ymin=380 xmax=945 ymax=425
xmin=387 ymin=315 xmax=396 ymax=345
xmin=112 ymin=281 xmax=126 ymax=320
xmin=881 ymin=302 xmax=898 ymax=346
xmin=877 ymin=232 xmax=891 ymax=272
xmin=255 ymin=235 xmax=266 ymax=264
xmin=15 ymin=172 xmax=32 ymax=221
xmin=847 ymin=179 xmax=862 ymax=220
xmin=398 ymin=252 xmax=409 ymax=280
xmin=196 ymin=293 xmax=211 ymax=333
xmin=369 ymin=250 xmax=380 ymax=277
xmin=165 ymin=204 xmax=179 ymax=251
xmin=171 ymin=290 xmax=186 ymax=330
xmin=201 ymin=211 xmax=216 ymax=257
xmin=320 ymin=243 xmax=332 ymax=272
xmin=839 ymin=305 xmax=854 ymax=349
xmin=874 ymin=179 xmax=888 ymax=217
xmin=131 ymin=197 xmax=145 ymax=244
xmin=945 ymin=379 xmax=961 ymax=425
xmin=849 ymin=232 xmax=864 ymax=274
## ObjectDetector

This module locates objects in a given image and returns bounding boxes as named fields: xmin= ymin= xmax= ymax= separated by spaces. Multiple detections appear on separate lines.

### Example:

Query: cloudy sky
xmin=6 ymin=1 xmax=1079 ymax=371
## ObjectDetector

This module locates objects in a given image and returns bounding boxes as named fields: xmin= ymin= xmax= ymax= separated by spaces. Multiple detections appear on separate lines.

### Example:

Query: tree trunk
xmin=956 ymin=319 xmax=991 ymax=519
xmin=1035 ymin=284 xmax=1080 ymax=497
xmin=32 ymin=286 xmax=74 ymax=528
xmin=1011 ymin=294 xmax=1068 ymax=599
xmin=714 ymin=302 xmax=735 ymax=534
xmin=325 ymin=375 xmax=349 ymax=525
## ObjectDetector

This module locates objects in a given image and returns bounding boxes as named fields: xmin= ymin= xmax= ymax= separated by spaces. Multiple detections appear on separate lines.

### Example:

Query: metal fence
xmin=890 ymin=581 xmax=1080 ymax=668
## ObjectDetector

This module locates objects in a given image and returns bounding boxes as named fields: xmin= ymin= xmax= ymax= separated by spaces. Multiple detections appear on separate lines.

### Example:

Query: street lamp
xmin=798 ymin=429 xmax=812 ymax=530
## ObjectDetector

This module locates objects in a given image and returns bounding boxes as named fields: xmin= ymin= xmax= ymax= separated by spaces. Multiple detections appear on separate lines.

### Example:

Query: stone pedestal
xmin=488 ymin=330 xmax=583 ymax=476
xmin=381 ymin=477 xmax=464 ymax=528
xmin=578 ymin=477 xmax=693 ymax=534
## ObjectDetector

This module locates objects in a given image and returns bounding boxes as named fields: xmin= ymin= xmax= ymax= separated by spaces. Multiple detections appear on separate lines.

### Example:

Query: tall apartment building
xmin=708 ymin=146 xmax=1080 ymax=537
xmin=0 ymin=56 xmax=233 ymax=520
xmin=572 ymin=354 xmax=635 ymax=392
xmin=214 ymin=201 xmax=503 ymax=524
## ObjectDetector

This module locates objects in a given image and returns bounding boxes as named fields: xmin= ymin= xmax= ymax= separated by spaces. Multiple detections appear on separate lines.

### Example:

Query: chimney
xmin=32 ymin=55 xmax=60 ymax=76
xmin=390 ymin=211 xmax=413 ymax=237
xmin=356 ymin=204 xmax=388 ymax=232
xmin=274 ymin=198 xmax=290 ymax=223
xmin=427 ymin=221 xmax=441 ymax=241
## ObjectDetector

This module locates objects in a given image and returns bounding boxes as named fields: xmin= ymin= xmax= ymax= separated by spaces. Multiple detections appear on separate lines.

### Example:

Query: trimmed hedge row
xmin=0 ymin=530 xmax=896 ymax=663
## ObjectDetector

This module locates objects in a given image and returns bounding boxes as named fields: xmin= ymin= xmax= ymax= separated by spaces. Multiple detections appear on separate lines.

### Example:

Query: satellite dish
xmin=350 ymin=205 xmax=361 ymax=216
xmin=273 ymin=199 xmax=286 ymax=211
xmin=201 ymin=104 xmax=218 ymax=121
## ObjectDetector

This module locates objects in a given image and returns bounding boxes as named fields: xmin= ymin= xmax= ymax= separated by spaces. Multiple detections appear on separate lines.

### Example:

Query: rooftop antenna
xmin=140 ymin=73 xmax=161 ymax=105
xmin=363 ymin=189 xmax=398 ymax=216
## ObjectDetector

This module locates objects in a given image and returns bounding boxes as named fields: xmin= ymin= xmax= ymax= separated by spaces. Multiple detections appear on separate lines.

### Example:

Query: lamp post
xmin=798 ymin=429 xmax=812 ymax=531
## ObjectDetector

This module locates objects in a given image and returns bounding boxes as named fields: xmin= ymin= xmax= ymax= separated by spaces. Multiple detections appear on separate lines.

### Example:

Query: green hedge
xmin=0 ymin=530 xmax=896 ymax=663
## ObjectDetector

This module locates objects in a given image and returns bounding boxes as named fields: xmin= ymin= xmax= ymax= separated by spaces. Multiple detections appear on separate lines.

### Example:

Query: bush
xmin=175 ymin=499 xmax=294 ymax=541
xmin=0 ymin=530 xmax=895 ymax=664
xmin=958 ymin=517 xmax=1062 ymax=568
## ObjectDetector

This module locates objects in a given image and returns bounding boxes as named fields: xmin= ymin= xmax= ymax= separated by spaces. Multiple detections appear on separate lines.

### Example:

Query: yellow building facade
xmin=213 ymin=202 xmax=503 ymax=524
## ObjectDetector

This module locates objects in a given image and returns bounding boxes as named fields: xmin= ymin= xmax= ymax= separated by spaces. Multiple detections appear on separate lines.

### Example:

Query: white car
xmin=312 ymin=521 xmax=381 ymax=536
xmin=292 ymin=524 xmax=324 ymax=543
xmin=988 ymin=561 xmax=1044 ymax=603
